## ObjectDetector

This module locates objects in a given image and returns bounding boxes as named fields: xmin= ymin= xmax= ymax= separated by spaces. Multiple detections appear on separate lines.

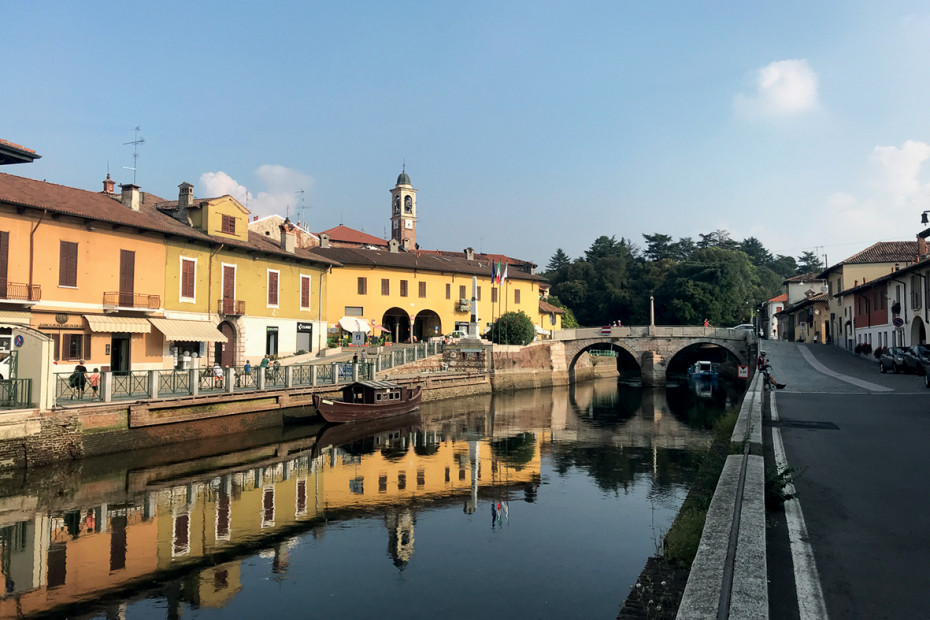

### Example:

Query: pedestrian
xmin=243 ymin=359 xmax=252 ymax=386
xmin=703 ymin=318 xmax=710 ymax=327
xmin=70 ymin=360 xmax=88 ymax=399
xmin=213 ymin=362 xmax=224 ymax=388
xmin=260 ymin=355 xmax=270 ymax=369
xmin=360 ymin=348 xmax=368 ymax=363
xmin=352 ymin=352 xmax=359 ymax=364
xmin=89 ymin=368 xmax=100 ymax=400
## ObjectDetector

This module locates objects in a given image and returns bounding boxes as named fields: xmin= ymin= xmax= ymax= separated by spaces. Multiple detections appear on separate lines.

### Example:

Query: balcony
xmin=0 ymin=282 xmax=41 ymax=306
xmin=218 ymin=299 xmax=246 ymax=316
xmin=103 ymin=291 xmax=160 ymax=312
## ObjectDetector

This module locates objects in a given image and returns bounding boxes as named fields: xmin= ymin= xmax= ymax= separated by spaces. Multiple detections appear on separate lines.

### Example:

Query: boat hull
xmin=312 ymin=386 xmax=422 ymax=423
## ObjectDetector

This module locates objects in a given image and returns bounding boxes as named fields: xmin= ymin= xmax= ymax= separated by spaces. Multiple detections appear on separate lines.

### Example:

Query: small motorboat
xmin=312 ymin=380 xmax=422 ymax=423
xmin=687 ymin=360 xmax=718 ymax=380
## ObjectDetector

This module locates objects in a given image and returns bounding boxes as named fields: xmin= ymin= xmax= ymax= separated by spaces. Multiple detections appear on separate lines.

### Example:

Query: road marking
xmin=797 ymin=345 xmax=893 ymax=392
xmin=771 ymin=395 xmax=830 ymax=620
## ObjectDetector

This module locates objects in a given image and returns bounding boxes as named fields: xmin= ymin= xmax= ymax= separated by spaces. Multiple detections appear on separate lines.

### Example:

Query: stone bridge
xmin=552 ymin=325 xmax=756 ymax=387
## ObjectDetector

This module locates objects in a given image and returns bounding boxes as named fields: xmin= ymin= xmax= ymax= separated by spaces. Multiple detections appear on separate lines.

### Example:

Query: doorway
xmin=110 ymin=334 xmax=130 ymax=374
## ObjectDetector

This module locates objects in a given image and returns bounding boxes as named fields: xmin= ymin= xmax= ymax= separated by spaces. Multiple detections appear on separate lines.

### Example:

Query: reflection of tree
xmin=489 ymin=433 xmax=536 ymax=470
xmin=551 ymin=445 xmax=701 ymax=495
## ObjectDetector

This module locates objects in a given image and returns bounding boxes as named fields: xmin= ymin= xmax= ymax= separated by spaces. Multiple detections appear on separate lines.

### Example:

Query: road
xmin=762 ymin=340 xmax=930 ymax=619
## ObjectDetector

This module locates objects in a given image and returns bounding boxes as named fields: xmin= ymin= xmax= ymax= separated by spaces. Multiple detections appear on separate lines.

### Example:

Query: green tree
xmin=697 ymin=229 xmax=739 ymax=251
xmin=642 ymin=233 xmax=676 ymax=262
xmin=546 ymin=248 xmax=571 ymax=272
xmin=545 ymin=295 xmax=579 ymax=329
xmin=486 ymin=311 xmax=536 ymax=345
xmin=767 ymin=254 xmax=798 ymax=278
xmin=739 ymin=237 xmax=773 ymax=267
xmin=660 ymin=247 xmax=758 ymax=326
xmin=797 ymin=251 xmax=824 ymax=275
xmin=584 ymin=235 xmax=624 ymax=262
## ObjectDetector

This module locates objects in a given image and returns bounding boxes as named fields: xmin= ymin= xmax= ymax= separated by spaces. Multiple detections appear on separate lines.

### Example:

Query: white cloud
xmin=867 ymin=140 xmax=930 ymax=207
xmin=733 ymin=59 xmax=819 ymax=118
xmin=198 ymin=166 xmax=314 ymax=220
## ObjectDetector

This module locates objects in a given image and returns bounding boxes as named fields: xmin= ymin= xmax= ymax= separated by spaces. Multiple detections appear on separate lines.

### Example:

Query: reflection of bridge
xmin=553 ymin=326 xmax=755 ymax=386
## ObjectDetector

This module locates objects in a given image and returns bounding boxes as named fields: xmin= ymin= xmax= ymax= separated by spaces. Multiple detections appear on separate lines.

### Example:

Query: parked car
xmin=0 ymin=354 xmax=9 ymax=380
xmin=729 ymin=324 xmax=762 ymax=337
xmin=902 ymin=345 xmax=930 ymax=375
xmin=879 ymin=347 xmax=906 ymax=373
xmin=444 ymin=331 xmax=466 ymax=343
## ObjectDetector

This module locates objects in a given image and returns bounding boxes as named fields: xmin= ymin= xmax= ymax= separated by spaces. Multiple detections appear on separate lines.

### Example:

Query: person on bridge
xmin=703 ymin=318 xmax=711 ymax=327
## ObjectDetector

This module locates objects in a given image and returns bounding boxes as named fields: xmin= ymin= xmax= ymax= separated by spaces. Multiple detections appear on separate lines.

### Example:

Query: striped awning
xmin=0 ymin=310 xmax=30 ymax=325
xmin=84 ymin=315 xmax=152 ymax=333
xmin=149 ymin=318 xmax=228 ymax=343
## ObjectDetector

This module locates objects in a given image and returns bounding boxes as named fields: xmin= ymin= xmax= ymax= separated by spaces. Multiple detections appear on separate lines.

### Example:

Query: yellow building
xmin=302 ymin=172 xmax=550 ymax=342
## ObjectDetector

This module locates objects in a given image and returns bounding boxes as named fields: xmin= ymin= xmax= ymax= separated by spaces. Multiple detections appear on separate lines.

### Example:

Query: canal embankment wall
xmin=676 ymin=372 xmax=767 ymax=619
xmin=0 ymin=341 xmax=600 ymax=470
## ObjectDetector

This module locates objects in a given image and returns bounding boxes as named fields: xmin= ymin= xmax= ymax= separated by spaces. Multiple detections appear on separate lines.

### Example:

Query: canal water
xmin=0 ymin=377 xmax=735 ymax=619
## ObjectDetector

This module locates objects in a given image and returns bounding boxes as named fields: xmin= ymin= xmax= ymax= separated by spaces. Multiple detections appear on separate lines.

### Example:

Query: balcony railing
xmin=218 ymin=299 xmax=246 ymax=315
xmin=0 ymin=282 xmax=41 ymax=303
xmin=103 ymin=292 xmax=160 ymax=310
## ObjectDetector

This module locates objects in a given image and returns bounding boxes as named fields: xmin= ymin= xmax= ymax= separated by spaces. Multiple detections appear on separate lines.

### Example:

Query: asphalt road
xmin=763 ymin=340 xmax=930 ymax=619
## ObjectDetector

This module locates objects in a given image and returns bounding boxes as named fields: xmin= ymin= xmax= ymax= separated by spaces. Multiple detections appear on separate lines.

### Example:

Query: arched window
xmin=393 ymin=195 xmax=400 ymax=214
xmin=404 ymin=195 xmax=413 ymax=213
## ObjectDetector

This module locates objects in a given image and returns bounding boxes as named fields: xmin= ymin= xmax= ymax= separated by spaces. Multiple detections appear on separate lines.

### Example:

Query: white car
xmin=0 ymin=354 xmax=10 ymax=380
xmin=729 ymin=324 xmax=762 ymax=337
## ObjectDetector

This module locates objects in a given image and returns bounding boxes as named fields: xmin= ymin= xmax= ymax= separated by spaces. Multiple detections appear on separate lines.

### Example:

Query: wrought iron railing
xmin=0 ymin=379 xmax=31 ymax=409
xmin=0 ymin=282 xmax=41 ymax=302
xmin=103 ymin=292 xmax=160 ymax=309
xmin=218 ymin=299 xmax=246 ymax=315
xmin=110 ymin=371 xmax=150 ymax=399
xmin=159 ymin=370 xmax=192 ymax=396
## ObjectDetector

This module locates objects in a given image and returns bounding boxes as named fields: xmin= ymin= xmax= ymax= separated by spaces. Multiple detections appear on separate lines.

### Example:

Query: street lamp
xmin=922 ymin=210 xmax=930 ymax=225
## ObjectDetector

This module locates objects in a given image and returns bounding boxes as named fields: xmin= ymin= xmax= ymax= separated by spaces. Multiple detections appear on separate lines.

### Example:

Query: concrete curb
xmin=677 ymin=374 xmax=768 ymax=619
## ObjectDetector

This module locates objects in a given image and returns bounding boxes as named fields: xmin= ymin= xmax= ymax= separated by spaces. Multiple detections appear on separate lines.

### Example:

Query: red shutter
xmin=119 ymin=250 xmax=135 ymax=306
xmin=181 ymin=259 xmax=195 ymax=298
xmin=0 ymin=231 xmax=8 ymax=298
xmin=301 ymin=277 xmax=310 ymax=307
xmin=223 ymin=266 xmax=235 ymax=300
xmin=268 ymin=272 xmax=279 ymax=305
xmin=59 ymin=241 xmax=78 ymax=287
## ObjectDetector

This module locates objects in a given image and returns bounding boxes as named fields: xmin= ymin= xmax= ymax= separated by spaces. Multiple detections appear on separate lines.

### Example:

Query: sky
xmin=4 ymin=1 xmax=930 ymax=269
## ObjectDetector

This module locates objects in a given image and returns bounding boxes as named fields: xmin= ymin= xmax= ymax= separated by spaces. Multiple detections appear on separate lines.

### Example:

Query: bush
xmin=486 ymin=311 xmax=536 ymax=345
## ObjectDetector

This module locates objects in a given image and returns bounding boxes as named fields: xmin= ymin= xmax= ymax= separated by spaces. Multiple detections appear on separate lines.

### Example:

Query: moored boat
xmin=687 ymin=360 xmax=718 ymax=380
xmin=312 ymin=380 xmax=422 ymax=423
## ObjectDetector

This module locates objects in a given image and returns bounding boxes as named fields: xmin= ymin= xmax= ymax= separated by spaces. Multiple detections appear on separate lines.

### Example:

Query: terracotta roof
xmin=784 ymin=272 xmax=823 ymax=283
xmin=0 ymin=173 xmax=340 ymax=268
xmin=318 ymin=225 xmax=387 ymax=246
xmin=837 ymin=241 xmax=917 ymax=266
xmin=767 ymin=294 xmax=787 ymax=303
xmin=539 ymin=300 xmax=565 ymax=314
xmin=307 ymin=245 xmax=547 ymax=282
xmin=0 ymin=139 xmax=40 ymax=165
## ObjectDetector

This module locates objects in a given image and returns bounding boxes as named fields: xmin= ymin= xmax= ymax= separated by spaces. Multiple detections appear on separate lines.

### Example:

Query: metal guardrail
xmin=52 ymin=343 xmax=445 ymax=407
xmin=0 ymin=379 xmax=31 ymax=409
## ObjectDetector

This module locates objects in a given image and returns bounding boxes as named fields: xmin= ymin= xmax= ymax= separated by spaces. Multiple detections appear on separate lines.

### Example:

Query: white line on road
xmin=771 ymin=395 xmax=830 ymax=620
xmin=797 ymin=345 xmax=893 ymax=392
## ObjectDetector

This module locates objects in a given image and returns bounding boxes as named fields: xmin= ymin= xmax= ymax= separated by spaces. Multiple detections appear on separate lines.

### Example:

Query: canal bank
xmin=0 ymin=340 xmax=604 ymax=469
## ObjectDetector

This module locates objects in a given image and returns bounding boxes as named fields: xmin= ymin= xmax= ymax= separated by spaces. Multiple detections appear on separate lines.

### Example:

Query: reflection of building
xmin=386 ymin=508 xmax=415 ymax=568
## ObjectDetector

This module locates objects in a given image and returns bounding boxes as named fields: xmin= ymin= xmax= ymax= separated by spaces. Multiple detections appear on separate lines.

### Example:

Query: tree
xmin=545 ymin=295 xmax=579 ymax=329
xmin=486 ymin=311 xmax=536 ymax=345
xmin=660 ymin=247 xmax=758 ymax=326
xmin=642 ymin=233 xmax=676 ymax=262
xmin=739 ymin=237 xmax=773 ymax=267
xmin=546 ymin=248 xmax=571 ymax=272
xmin=697 ymin=229 xmax=739 ymax=251
xmin=584 ymin=235 xmax=623 ymax=262
xmin=797 ymin=251 xmax=824 ymax=275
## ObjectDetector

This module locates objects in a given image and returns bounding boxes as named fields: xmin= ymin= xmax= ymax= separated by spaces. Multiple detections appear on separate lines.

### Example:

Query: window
xmin=404 ymin=195 xmax=413 ymax=213
xmin=67 ymin=334 xmax=83 ymax=360
xmin=418 ymin=281 xmax=426 ymax=298
xmin=514 ymin=289 xmax=521 ymax=304
xmin=492 ymin=288 xmax=498 ymax=303
xmin=400 ymin=280 xmax=408 ymax=297
xmin=477 ymin=286 xmax=482 ymax=301
xmin=180 ymin=257 xmax=196 ymax=300
xmin=267 ymin=270 xmax=279 ymax=306
xmin=358 ymin=277 xmax=367 ymax=295
xmin=345 ymin=306 xmax=363 ymax=316
xmin=459 ymin=285 xmax=466 ymax=300
xmin=381 ymin=279 xmax=390 ymax=295
xmin=59 ymin=241 xmax=78 ymax=287
xmin=221 ymin=215 xmax=236 ymax=234
xmin=445 ymin=283 xmax=451 ymax=299
xmin=300 ymin=275 xmax=311 ymax=309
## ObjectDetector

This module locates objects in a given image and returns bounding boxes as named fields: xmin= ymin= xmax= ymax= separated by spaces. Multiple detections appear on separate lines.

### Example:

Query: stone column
xmin=148 ymin=371 xmax=159 ymax=399
xmin=640 ymin=351 xmax=666 ymax=387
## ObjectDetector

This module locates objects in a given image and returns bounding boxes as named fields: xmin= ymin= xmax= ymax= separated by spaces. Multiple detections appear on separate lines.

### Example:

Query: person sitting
xmin=760 ymin=359 xmax=785 ymax=389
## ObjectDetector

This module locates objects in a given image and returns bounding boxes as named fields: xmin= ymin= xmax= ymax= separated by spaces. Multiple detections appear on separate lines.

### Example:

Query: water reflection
xmin=0 ymin=378 xmax=733 ymax=619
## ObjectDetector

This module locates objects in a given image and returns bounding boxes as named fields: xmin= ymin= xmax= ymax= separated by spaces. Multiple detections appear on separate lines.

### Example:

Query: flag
xmin=496 ymin=260 xmax=502 ymax=284
xmin=502 ymin=263 xmax=508 ymax=283
xmin=491 ymin=260 xmax=497 ymax=283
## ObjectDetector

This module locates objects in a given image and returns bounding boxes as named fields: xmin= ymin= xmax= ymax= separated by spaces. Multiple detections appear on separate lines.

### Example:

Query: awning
xmin=338 ymin=317 xmax=371 ymax=333
xmin=0 ymin=310 xmax=30 ymax=325
xmin=149 ymin=318 xmax=228 ymax=343
xmin=372 ymin=323 xmax=389 ymax=333
xmin=534 ymin=325 xmax=550 ymax=335
xmin=84 ymin=315 xmax=151 ymax=333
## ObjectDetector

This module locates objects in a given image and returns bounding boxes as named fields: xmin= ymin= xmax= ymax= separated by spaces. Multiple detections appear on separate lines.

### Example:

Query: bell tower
xmin=390 ymin=168 xmax=417 ymax=250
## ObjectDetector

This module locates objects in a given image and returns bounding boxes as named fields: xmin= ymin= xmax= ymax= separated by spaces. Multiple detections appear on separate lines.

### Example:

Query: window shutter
xmin=59 ymin=241 xmax=78 ymax=287
xmin=84 ymin=334 xmax=91 ymax=360
xmin=52 ymin=334 xmax=60 ymax=361
xmin=181 ymin=259 xmax=195 ymax=298
xmin=301 ymin=277 xmax=310 ymax=307
xmin=268 ymin=272 xmax=279 ymax=305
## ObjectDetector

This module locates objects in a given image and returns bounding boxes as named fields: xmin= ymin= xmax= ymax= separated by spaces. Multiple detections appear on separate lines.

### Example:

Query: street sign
xmin=601 ymin=327 xmax=612 ymax=336
xmin=737 ymin=365 xmax=749 ymax=379
xmin=13 ymin=335 xmax=23 ymax=348
xmin=893 ymin=317 xmax=904 ymax=327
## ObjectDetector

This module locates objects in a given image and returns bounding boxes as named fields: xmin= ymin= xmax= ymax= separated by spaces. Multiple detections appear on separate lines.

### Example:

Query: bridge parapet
xmin=554 ymin=325 xmax=753 ymax=343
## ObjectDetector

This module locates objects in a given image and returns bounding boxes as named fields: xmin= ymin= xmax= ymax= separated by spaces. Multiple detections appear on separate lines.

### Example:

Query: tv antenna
xmin=295 ymin=189 xmax=305 ymax=225
xmin=123 ymin=126 xmax=144 ymax=184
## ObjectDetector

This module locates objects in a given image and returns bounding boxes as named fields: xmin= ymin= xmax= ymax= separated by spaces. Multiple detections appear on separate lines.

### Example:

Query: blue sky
xmin=5 ymin=1 xmax=930 ymax=268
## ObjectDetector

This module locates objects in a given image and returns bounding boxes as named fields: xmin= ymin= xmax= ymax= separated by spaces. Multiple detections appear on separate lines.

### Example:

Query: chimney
xmin=389 ymin=238 xmax=399 ymax=253
xmin=102 ymin=174 xmax=116 ymax=195
xmin=320 ymin=233 xmax=331 ymax=249
xmin=918 ymin=233 xmax=929 ymax=258
xmin=177 ymin=182 xmax=193 ymax=222
xmin=464 ymin=247 xmax=474 ymax=260
xmin=120 ymin=184 xmax=141 ymax=211
xmin=280 ymin=218 xmax=296 ymax=253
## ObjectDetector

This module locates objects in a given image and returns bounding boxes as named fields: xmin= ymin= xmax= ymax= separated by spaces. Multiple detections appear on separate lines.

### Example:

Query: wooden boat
xmin=312 ymin=380 xmax=422 ymax=423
